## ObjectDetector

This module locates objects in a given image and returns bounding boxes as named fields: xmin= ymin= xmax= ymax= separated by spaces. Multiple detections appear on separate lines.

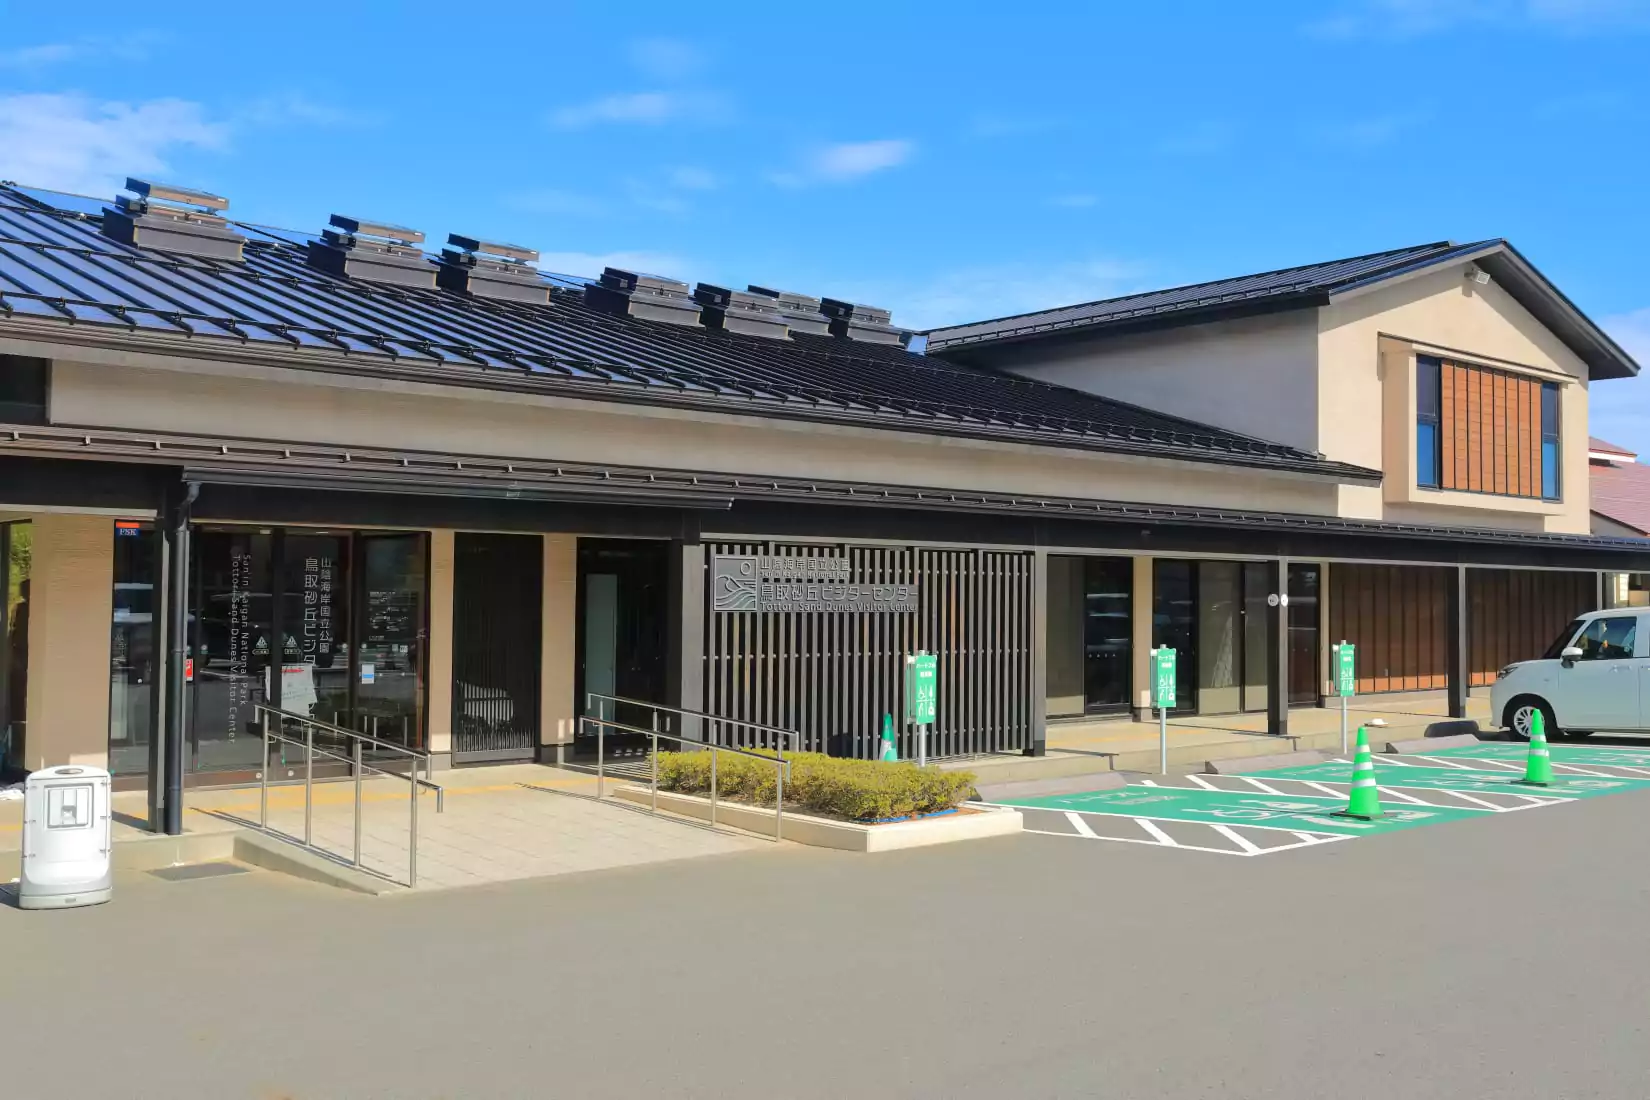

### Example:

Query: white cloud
xmin=0 ymin=32 xmax=162 ymax=70
xmin=534 ymin=250 xmax=693 ymax=281
xmin=547 ymin=90 xmax=728 ymax=129
xmin=505 ymin=188 xmax=610 ymax=217
xmin=0 ymin=92 xmax=227 ymax=196
xmin=629 ymin=38 xmax=706 ymax=80
xmin=1307 ymin=0 xmax=1650 ymax=38
xmin=1321 ymin=111 xmax=1429 ymax=149
xmin=668 ymin=166 xmax=718 ymax=190
xmin=769 ymin=139 xmax=915 ymax=188
xmin=824 ymin=259 xmax=1142 ymax=332
xmin=238 ymin=93 xmax=382 ymax=128
xmin=1155 ymin=121 xmax=1239 ymax=156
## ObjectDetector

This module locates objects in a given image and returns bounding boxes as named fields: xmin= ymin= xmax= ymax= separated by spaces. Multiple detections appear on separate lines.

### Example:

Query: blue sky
xmin=3 ymin=0 xmax=1650 ymax=448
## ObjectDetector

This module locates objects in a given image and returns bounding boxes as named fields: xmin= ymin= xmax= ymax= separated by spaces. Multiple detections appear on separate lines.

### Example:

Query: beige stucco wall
xmin=981 ymin=312 xmax=1323 ymax=452
xmin=41 ymin=353 xmax=1343 ymax=519
xmin=1045 ymin=555 xmax=1085 ymax=717
xmin=426 ymin=530 xmax=454 ymax=755
xmin=541 ymin=534 xmax=576 ymax=749
xmin=1318 ymin=260 xmax=1593 ymax=533
xmin=1131 ymin=555 xmax=1154 ymax=712
xmin=25 ymin=513 xmax=113 ymax=769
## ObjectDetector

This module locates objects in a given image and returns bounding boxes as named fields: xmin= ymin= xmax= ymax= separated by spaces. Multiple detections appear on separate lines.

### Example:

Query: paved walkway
xmin=3 ymin=763 xmax=768 ymax=891
xmin=1044 ymin=689 xmax=1493 ymax=762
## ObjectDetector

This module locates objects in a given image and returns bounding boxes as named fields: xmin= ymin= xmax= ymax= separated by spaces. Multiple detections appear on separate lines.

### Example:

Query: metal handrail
xmin=253 ymin=704 xmax=443 ymax=887
xmin=580 ymin=712 xmax=791 ymax=842
xmin=583 ymin=693 xmax=801 ymax=749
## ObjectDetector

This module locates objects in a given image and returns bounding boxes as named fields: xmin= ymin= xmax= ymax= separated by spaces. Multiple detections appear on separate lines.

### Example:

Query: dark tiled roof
xmin=1591 ymin=455 xmax=1650 ymax=536
xmin=925 ymin=240 xmax=1640 ymax=382
xmin=925 ymin=241 xmax=1484 ymax=348
xmin=0 ymin=183 xmax=1377 ymax=482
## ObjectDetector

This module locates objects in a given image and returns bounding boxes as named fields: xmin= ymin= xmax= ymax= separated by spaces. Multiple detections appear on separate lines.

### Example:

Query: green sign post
xmin=906 ymin=652 xmax=938 ymax=765
xmin=1333 ymin=641 xmax=1356 ymax=753
xmin=1151 ymin=647 xmax=1177 ymax=774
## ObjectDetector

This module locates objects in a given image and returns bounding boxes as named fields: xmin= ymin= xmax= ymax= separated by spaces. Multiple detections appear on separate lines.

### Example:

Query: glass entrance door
xmin=1082 ymin=557 xmax=1132 ymax=715
xmin=353 ymin=534 xmax=426 ymax=748
xmin=576 ymin=539 xmax=669 ymax=746
xmin=1287 ymin=564 xmax=1322 ymax=705
xmin=1155 ymin=559 xmax=1282 ymax=716
xmin=1 ymin=521 xmax=30 ymax=780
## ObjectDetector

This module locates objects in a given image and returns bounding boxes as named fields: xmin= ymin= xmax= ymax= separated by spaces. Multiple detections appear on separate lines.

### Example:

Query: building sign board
xmin=711 ymin=554 xmax=916 ymax=613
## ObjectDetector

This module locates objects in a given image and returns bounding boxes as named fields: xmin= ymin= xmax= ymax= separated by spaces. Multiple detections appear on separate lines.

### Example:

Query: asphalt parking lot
xmin=7 ymin=737 xmax=1650 ymax=1098
xmin=990 ymin=738 xmax=1650 ymax=856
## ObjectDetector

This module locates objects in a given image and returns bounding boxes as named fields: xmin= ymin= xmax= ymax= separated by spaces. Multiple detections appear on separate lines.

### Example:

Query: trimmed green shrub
xmin=654 ymin=750 xmax=977 ymax=822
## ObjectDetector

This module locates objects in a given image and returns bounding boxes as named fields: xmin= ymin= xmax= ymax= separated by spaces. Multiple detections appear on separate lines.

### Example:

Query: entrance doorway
xmin=451 ymin=533 xmax=542 ymax=763
xmin=575 ymin=539 xmax=669 ymax=749
xmin=178 ymin=526 xmax=429 ymax=779
xmin=1154 ymin=560 xmax=1281 ymax=716
xmin=1 ymin=521 xmax=30 ymax=780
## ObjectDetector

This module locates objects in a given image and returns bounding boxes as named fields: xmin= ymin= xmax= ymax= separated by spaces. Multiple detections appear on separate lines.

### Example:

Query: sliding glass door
xmin=1155 ymin=559 xmax=1306 ymax=716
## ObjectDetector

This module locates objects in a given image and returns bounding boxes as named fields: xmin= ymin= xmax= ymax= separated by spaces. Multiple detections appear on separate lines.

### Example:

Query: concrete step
xmin=1 ymin=827 xmax=237 ymax=882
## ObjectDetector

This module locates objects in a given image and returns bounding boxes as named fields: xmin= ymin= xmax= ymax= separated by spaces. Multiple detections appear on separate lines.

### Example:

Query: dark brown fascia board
xmin=4 ymin=421 xmax=1648 ymax=557
xmin=0 ymin=314 xmax=1381 ymax=484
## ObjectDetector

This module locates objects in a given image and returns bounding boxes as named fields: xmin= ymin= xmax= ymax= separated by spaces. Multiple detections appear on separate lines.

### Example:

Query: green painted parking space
xmin=1422 ymin=742 xmax=1650 ymax=769
xmin=1252 ymin=759 xmax=1650 ymax=798
xmin=1008 ymin=786 xmax=1485 ymax=836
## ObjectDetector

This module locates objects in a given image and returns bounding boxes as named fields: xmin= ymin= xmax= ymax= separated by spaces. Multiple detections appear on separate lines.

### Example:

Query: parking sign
xmin=906 ymin=652 xmax=938 ymax=725
xmin=1152 ymin=647 xmax=1177 ymax=709
xmin=1335 ymin=642 xmax=1356 ymax=698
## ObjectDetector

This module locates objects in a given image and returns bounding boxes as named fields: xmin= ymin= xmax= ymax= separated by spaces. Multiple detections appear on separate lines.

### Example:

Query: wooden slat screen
xmin=1467 ymin=570 xmax=1594 ymax=687
xmin=1436 ymin=358 xmax=1548 ymax=499
xmin=703 ymin=542 xmax=1033 ymax=759
xmin=1328 ymin=564 xmax=1450 ymax=694
xmin=1332 ymin=564 xmax=1596 ymax=692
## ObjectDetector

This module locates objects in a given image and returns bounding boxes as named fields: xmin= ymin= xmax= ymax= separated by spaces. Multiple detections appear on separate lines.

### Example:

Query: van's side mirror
xmin=1561 ymin=646 xmax=1583 ymax=667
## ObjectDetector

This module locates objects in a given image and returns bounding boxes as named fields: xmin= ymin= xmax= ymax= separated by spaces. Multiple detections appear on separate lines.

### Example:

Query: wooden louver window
xmin=1423 ymin=355 xmax=1557 ymax=500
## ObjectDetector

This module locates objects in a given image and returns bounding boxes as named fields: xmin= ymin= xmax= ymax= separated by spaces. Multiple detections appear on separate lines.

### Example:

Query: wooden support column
xmin=1027 ymin=548 xmax=1048 ymax=757
xmin=1267 ymin=558 xmax=1288 ymax=738
xmin=1447 ymin=565 xmax=1469 ymax=719
xmin=667 ymin=536 xmax=705 ymax=742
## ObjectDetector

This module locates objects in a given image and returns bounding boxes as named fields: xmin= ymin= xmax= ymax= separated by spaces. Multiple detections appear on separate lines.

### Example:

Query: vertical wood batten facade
xmin=701 ymin=541 xmax=1033 ymax=758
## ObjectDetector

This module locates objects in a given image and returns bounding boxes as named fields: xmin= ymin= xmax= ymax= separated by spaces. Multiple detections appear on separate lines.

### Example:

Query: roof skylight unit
xmin=820 ymin=298 xmax=911 ymax=346
xmin=583 ymin=268 xmax=702 ymax=326
xmin=436 ymin=234 xmax=550 ymax=305
xmin=100 ymin=177 xmax=245 ymax=262
xmin=306 ymin=214 xmax=435 ymax=289
xmin=746 ymin=286 xmax=832 ymax=336
xmin=693 ymin=283 xmax=789 ymax=340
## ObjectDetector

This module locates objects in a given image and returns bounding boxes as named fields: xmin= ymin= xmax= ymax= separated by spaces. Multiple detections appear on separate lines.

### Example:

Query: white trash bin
xmin=20 ymin=765 xmax=113 ymax=910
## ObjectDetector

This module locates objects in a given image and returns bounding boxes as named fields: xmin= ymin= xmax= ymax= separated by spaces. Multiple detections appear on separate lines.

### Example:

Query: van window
xmin=1574 ymin=616 xmax=1637 ymax=661
xmin=1542 ymin=619 xmax=1585 ymax=659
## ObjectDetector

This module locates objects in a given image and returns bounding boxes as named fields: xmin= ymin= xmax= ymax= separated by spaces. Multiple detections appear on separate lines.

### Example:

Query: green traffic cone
xmin=879 ymin=713 xmax=898 ymax=762
xmin=1515 ymin=707 xmax=1556 ymax=787
xmin=1337 ymin=726 xmax=1383 ymax=820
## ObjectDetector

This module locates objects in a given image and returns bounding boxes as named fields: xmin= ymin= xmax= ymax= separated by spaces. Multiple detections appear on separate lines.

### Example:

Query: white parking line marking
xmin=1441 ymin=790 xmax=1518 ymax=812
xmin=1184 ymin=775 xmax=1220 ymax=791
xmin=1212 ymin=824 xmax=1263 ymax=854
xmin=1236 ymin=776 xmax=1286 ymax=795
xmin=1022 ymin=829 xmax=1251 ymax=856
xmin=1065 ymin=811 xmax=1098 ymax=838
xmin=1302 ymin=781 xmax=1345 ymax=798
xmin=1136 ymin=819 xmax=1180 ymax=847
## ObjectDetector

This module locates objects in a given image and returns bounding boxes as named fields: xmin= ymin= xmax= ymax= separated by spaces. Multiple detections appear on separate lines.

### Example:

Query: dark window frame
xmin=1416 ymin=355 xmax=1442 ymax=489
xmin=1540 ymin=382 xmax=1561 ymax=501
xmin=0 ymin=355 xmax=49 ymax=426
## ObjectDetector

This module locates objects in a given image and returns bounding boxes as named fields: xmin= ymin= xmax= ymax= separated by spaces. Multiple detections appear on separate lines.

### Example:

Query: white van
xmin=1491 ymin=609 xmax=1646 ymax=739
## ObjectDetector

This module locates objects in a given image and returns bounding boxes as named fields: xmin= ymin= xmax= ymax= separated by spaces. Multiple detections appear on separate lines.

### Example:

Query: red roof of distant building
xmin=1590 ymin=435 xmax=1637 ymax=459
xmin=1592 ymin=445 xmax=1650 ymax=535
